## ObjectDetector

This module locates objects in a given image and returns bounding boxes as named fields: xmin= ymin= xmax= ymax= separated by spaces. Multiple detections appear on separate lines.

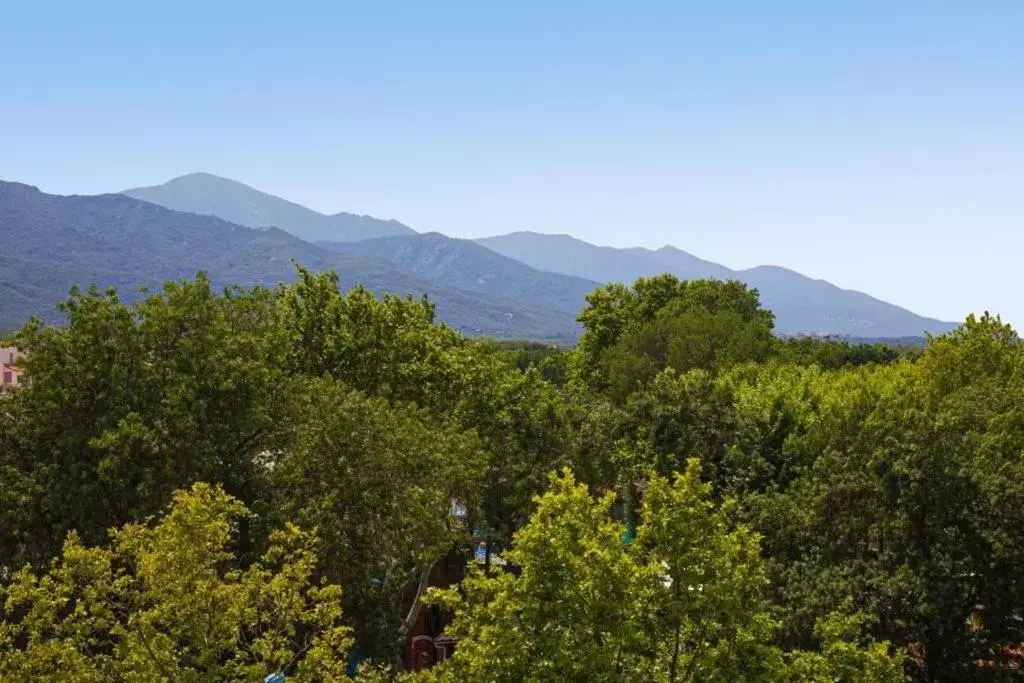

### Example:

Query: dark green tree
xmin=267 ymin=378 xmax=486 ymax=664
xmin=576 ymin=276 xmax=774 ymax=401
xmin=1 ymin=275 xmax=288 ymax=566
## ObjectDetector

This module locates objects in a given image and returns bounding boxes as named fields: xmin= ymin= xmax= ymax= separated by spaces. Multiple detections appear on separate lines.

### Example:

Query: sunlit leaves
xmin=0 ymin=484 xmax=351 ymax=682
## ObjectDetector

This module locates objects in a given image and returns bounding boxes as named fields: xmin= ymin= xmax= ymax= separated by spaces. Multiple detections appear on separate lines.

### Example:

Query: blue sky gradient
xmin=2 ymin=1 xmax=1022 ymax=324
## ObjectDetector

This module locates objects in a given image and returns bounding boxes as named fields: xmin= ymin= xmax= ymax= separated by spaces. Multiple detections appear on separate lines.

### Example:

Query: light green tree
xmin=785 ymin=608 xmax=909 ymax=682
xmin=422 ymin=469 xmax=657 ymax=682
xmin=0 ymin=483 xmax=352 ymax=682
xmin=420 ymin=466 xmax=904 ymax=682
xmin=637 ymin=462 xmax=784 ymax=681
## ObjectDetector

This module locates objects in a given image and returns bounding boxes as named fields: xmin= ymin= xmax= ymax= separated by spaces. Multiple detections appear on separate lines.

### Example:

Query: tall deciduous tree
xmin=0 ymin=483 xmax=352 ymax=682
xmin=281 ymin=265 xmax=466 ymax=411
xmin=2 ymin=275 xmax=289 ymax=566
xmin=575 ymin=276 xmax=774 ymax=401
xmin=423 ymin=469 xmax=657 ymax=681
xmin=421 ymin=467 xmax=903 ymax=682
xmin=267 ymin=378 xmax=486 ymax=664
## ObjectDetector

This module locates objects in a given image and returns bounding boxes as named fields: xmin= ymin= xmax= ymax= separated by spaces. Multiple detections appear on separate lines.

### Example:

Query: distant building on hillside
xmin=1 ymin=346 xmax=23 ymax=390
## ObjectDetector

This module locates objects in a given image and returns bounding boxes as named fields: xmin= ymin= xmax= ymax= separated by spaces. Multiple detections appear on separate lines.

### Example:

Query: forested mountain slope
xmin=319 ymin=232 xmax=600 ymax=314
xmin=0 ymin=181 xmax=578 ymax=340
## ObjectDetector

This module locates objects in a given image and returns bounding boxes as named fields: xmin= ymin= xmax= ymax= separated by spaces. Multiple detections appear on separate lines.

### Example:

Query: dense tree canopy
xmin=0 ymin=484 xmax=352 ymax=681
xmin=576 ymin=276 xmax=775 ymax=401
xmin=416 ymin=466 xmax=903 ymax=682
xmin=268 ymin=378 xmax=486 ymax=663
xmin=1 ymin=276 xmax=290 ymax=563
xmin=1 ymin=269 xmax=1022 ymax=679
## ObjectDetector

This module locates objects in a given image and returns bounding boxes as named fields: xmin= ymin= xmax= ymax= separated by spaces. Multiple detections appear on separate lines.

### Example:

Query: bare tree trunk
xmin=668 ymin=621 xmax=682 ymax=682
xmin=400 ymin=564 xmax=433 ymax=635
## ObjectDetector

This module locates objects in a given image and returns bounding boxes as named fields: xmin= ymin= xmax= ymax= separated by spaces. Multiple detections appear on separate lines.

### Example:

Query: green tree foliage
xmin=697 ymin=315 xmax=1024 ymax=679
xmin=0 ymin=483 xmax=351 ymax=682
xmin=421 ymin=467 xmax=902 ymax=682
xmin=1 ymin=275 xmax=288 ymax=565
xmin=453 ymin=354 xmax=577 ymax=555
xmin=636 ymin=463 xmax=784 ymax=681
xmin=4 ymin=267 xmax=1024 ymax=679
xmin=282 ymin=265 xmax=466 ymax=410
xmin=279 ymin=268 xmax=583 ymax=564
xmin=424 ymin=469 xmax=655 ymax=681
xmin=785 ymin=608 xmax=910 ymax=682
xmin=576 ymin=276 xmax=774 ymax=401
xmin=267 ymin=378 xmax=486 ymax=663
xmin=776 ymin=336 xmax=917 ymax=369
xmin=624 ymin=368 xmax=737 ymax=483
xmin=0 ymin=266 xmax=592 ymax=670
xmin=490 ymin=339 xmax=571 ymax=387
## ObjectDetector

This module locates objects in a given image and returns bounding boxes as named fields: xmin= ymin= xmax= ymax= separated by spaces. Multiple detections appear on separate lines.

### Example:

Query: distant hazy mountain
xmin=478 ymin=231 xmax=956 ymax=337
xmin=0 ymin=182 xmax=578 ymax=341
xmin=319 ymin=232 xmax=600 ymax=314
xmin=4 ymin=171 xmax=957 ymax=340
xmin=122 ymin=173 xmax=415 ymax=242
xmin=476 ymin=232 xmax=732 ymax=283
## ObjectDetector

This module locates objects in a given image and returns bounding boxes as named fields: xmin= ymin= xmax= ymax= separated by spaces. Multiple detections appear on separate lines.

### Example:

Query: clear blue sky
xmin=2 ymin=1 xmax=1022 ymax=325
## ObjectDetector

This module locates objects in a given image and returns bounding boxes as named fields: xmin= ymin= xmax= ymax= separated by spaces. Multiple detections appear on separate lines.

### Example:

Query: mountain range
xmin=0 ymin=172 xmax=956 ymax=339
xmin=318 ymin=233 xmax=599 ymax=315
xmin=0 ymin=181 xmax=580 ymax=340
xmin=478 ymin=232 xmax=950 ymax=336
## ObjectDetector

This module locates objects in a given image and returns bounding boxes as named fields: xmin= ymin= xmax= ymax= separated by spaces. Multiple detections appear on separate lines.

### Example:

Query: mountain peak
xmin=0 ymin=182 xmax=580 ymax=341
xmin=145 ymin=172 xmax=254 ymax=190
xmin=170 ymin=171 xmax=233 ymax=181
xmin=656 ymin=245 xmax=693 ymax=256
xmin=122 ymin=174 xmax=415 ymax=243
xmin=0 ymin=180 xmax=43 ymax=196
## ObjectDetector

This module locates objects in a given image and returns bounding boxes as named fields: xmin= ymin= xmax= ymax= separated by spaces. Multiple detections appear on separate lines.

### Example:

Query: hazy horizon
xmin=3 ymin=2 xmax=1022 ymax=325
